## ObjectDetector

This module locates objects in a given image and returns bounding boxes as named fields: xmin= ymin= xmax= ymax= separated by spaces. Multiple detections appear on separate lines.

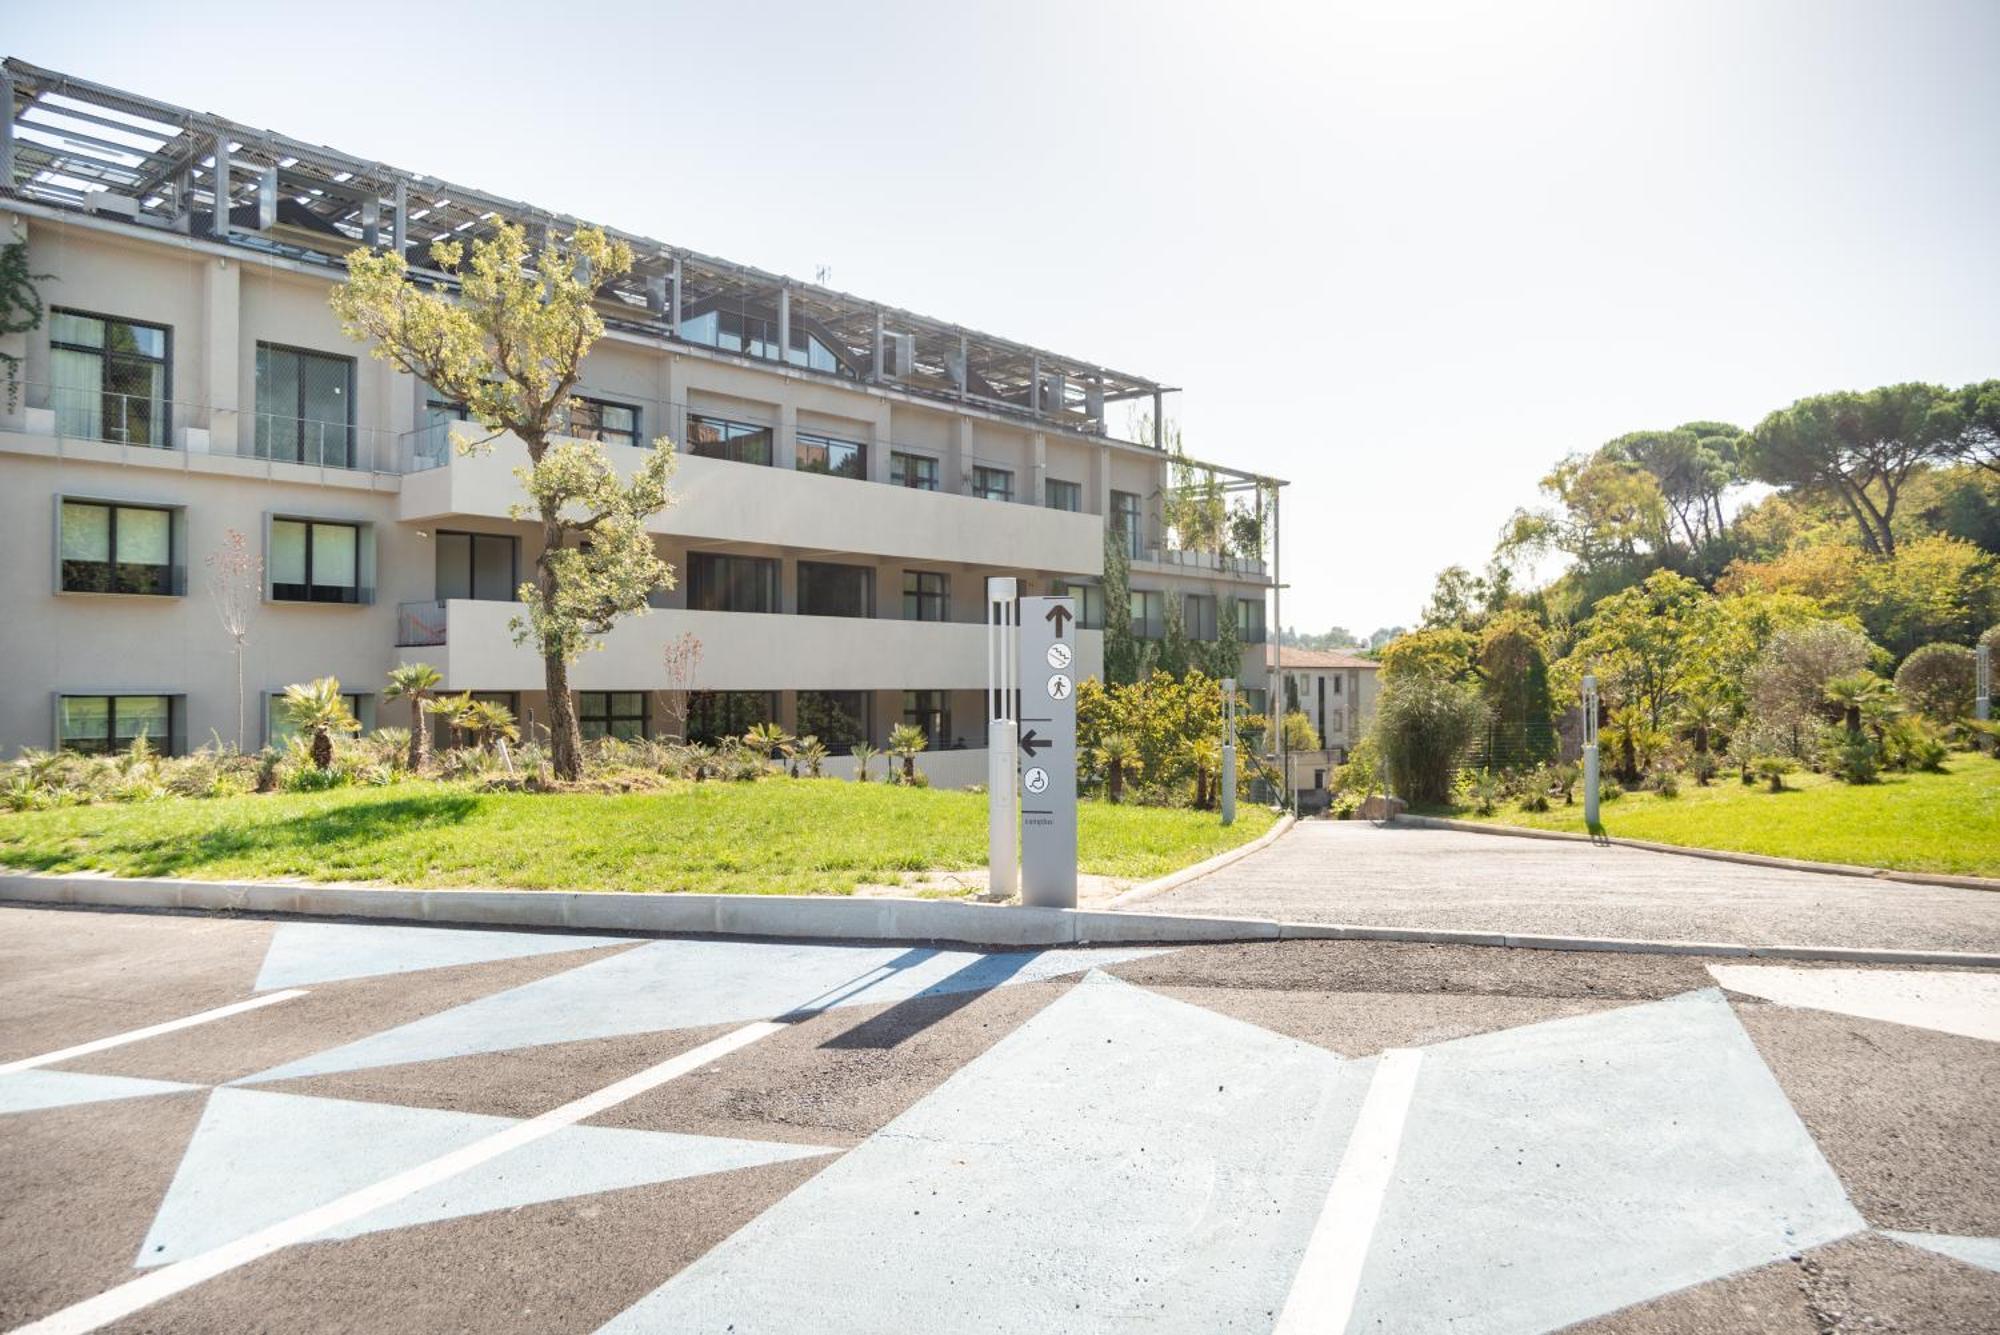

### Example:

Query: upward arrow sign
xmin=1045 ymin=603 xmax=1073 ymax=638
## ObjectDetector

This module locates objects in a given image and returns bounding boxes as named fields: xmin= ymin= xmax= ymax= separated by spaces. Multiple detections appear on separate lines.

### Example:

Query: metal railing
xmin=396 ymin=600 xmax=448 ymax=647
xmin=12 ymin=383 xmax=402 ymax=474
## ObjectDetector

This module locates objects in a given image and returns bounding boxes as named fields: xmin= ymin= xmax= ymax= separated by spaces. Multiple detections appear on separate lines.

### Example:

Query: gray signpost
xmin=1018 ymin=595 xmax=1078 ymax=908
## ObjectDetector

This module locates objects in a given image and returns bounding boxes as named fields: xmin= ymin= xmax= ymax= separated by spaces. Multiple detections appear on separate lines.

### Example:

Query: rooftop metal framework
xmin=0 ymin=58 xmax=1183 ymax=442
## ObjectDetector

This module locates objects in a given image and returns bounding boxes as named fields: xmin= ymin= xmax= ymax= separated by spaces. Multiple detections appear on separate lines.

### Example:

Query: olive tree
xmin=332 ymin=223 xmax=673 ymax=780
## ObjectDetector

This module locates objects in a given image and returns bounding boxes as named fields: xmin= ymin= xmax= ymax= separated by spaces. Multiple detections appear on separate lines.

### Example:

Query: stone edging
xmin=1105 ymin=812 xmax=1298 ymax=908
xmin=2 ymin=871 xmax=1995 ymax=968
xmin=1391 ymin=814 xmax=2000 ymax=894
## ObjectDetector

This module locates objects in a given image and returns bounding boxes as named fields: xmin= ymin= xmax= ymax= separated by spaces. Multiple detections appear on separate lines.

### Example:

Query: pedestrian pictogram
xmin=1046 ymin=673 xmax=1073 ymax=700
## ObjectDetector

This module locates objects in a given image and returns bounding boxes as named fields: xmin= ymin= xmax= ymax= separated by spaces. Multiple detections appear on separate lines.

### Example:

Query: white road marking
xmin=1275 ymin=1047 xmax=1424 ymax=1335
xmin=12 ymin=1019 xmax=785 ymax=1335
xmin=0 ymin=991 xmax=309 ymax=1075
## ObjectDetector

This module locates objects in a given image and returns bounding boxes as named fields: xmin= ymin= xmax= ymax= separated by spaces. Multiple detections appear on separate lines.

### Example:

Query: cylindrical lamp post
xmin=1582 ymin=673 xmax=1600 ymax=827
xmin=1220 ymin=677 xmax=1237 ymax=826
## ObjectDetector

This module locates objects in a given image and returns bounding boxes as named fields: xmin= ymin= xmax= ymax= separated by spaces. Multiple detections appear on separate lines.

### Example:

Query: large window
xmin=1130 ymin=589 xmax=1165 ymax=639
xmin=579 ymin=691 xmax=648 ymax=741
xmin=686 ymin=552 xmax=780 ymax=613
xmin=1237 ymin=598 xmax=1267 ymax=644
xmin=435 ymin=531 xmax=518 ymax=602
xmin=680 ymin=309 xmax=852 ymax=376
xmin=903 ymin=570 xmax=949 ymax=622
xmin=59 ymin=500 xmax=175 ymax=596
xmin=796 ymin=690 xmax=870 ymax=754
xmin=561 ymin=397 xmax=639 ymax=448
xmin=1045 ymin=479 xmax=1082 ymax=512
xmin=796 ymin=431 xmax=865 ymax=479
xmin=687 ymin=691 xmax=777 ymax=746
xmin=59 ymin=694 xmax=178 ymax=756
xmin=1184 ymin=594 xmax=1219 ymax=642
xmin=50 ymin=309 xmax=169 ymax=447
xmin=255 ymin=344 xmax=354 ymax=466
xmin=902 ymin=690 xmax=952 ymax=748
xmin=797 ymin=561 xmax=873 ymax=618
xmin=972 ymin=466 xmax=1014 ymax=502
xmin=1058 ymin=580 xmax=1104 ymax=630
xmin=890 ymin=451 xmax=939 ymax=491
xmin=687 ymin=413 xmax=774 ymax=466
xmin=1111 ymin=490 xmax=1142 ymax=558
xmin=271 ymin=519 xmax=363 ymax=604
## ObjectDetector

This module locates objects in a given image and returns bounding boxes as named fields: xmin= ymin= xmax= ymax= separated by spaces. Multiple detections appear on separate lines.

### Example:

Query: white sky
xmin=12 ymin=0 xmax=1998 ymax=634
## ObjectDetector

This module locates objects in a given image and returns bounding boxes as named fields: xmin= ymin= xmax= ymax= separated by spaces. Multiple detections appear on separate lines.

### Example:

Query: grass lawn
xmin=1456 ymin=752 xmax=1999 ymax=879
xmin=0 ymin=780 xmax=1275 ymax=896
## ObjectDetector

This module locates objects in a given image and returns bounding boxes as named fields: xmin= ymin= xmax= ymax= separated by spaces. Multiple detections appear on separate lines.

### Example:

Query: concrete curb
xmin=1390 ymin=814 xmax=2000 ymax=893
xmin=2 ymin=871 xmax=1996 ymax=968
xmin=1105 ymin=812 xmax=1297 ymax=908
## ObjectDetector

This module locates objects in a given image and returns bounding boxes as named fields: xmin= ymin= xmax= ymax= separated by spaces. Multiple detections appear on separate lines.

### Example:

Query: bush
xmin=1374 ymin=673 xmax=1485 ymax=807
xmin=1883 ymin=716 xmax=1950 ymax=772
xmin=1465 ymin=771 xmax=1503 ymax=816
xmin=1598 ymin=779 xmax=1623 ymax=804
xmin=1688 ymin=752 xmax=1721 ymax=786
xmin=1824 ymin=728 xmax=1881 ymax=784
xmin=1894 ymin=642 xmax=1977 ymax=723
xmin=1752 ymin=754 xmax=1798 ymax=792
xmin=1648 ymin=766 xmax=1680 ymax=798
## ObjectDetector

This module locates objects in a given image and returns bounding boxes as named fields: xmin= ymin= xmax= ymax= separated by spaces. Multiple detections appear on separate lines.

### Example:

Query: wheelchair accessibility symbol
xmin=1023 ymin=766 xmax=1050 ymax=795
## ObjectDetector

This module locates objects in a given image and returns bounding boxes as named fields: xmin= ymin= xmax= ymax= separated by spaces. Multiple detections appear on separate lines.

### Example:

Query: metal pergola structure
xmin=0 ymin=57 xmax=1178 ymax=440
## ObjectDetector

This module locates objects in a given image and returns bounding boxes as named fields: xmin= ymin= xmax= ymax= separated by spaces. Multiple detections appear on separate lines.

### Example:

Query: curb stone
xmin=2 ymin=871 xmax=1995 ymax=968
xmin=1105 ymin=812 xmax=1297 ymax=908
xmin=1390 ymin=814 xmax=2000 ymax=893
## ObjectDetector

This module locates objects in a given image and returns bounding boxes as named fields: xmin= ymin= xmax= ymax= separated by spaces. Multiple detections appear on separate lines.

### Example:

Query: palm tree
xmin=795 ymin=736 xmax=827 ymax=778
xmin=1677 ymin=693 xmax=1733 ymax=759
xmin=464 ymin=699 xmax=520 ymax=753
xmin=382 ymin=663 xmax=443 ymax=772
xmin=1098 ymin=733 xmax=1136 ymax=804
xmin=1824 ymin=672 xmax=1892 ymax=736
xmin=850 ymin=742 xmax=881 ymax=783
xmin=427 ymin=691 xmax=475 ymax=750
xmin=887 ymin=723 xmax=928 ymax=784
xmin=743 ymin=721 xmax=795 ymax=771
xmin=279 ymin=677 xmax=360 ymax=771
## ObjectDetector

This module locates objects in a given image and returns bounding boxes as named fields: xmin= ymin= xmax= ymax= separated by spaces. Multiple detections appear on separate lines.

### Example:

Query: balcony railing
xmin=12 ymin=383 xmax=405 ymax=473
xmin=396 ymin=599 xmax=448 ymax=647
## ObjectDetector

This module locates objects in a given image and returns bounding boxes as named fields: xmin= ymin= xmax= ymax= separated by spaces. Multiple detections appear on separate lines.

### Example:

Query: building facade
xmin=0 ymin=62 xmax=1279 ymax=782
xmin=1268 ymin=647 xmax=1380 ymax=809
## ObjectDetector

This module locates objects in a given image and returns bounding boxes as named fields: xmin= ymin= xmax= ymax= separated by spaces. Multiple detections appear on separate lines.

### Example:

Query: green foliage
xmin=1377 ymin=626 xmax=1480 ymax=681
xmin=1753 ymin=754 xmax=1798 ymax=792
xmin=793 ymin=736 xmax=828 ymax=778
xmin=0 ymin=240 xmax=50 ymax=410
xmin=849 ymin=742 xmax=880 ymax=783
xmin=279 ymin=677 xmax=361 ymax=771
xmin=1476 ymin=611 xmax=1557 ymax=767
xmin=382 ymin=663 xmax=443 ymax=772
xmin=886 ymin=723 xmax=929 ymax=783
xmin=1373 ymin=672 xmax=1485 ymax=806
xmin=1882 ymin=716 xmax=1950 ymax=773
xmin=332 ymin=221 xmax=674 ymax=781
xmin=1100 ymin=527 xmax=1146 ymax=686
xmin=1075 ymin=670 xmax=1237 ymax=806
xmin=1893 ymin=642 xmax=1977 ymax=722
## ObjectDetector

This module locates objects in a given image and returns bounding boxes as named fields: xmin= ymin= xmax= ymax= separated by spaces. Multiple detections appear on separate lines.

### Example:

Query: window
xmin=271 ymin=519 xmax=363 ymax=604
xmin=797 ymin=561 xmax=873 ymax=618
xmin=1333 ymin=674 xmax=1344 ymax=695
xmin=902 ymin=690 xmax=951 ymax=748
xmin=903 ymin=570 xmax=949 ymax=622
xmin=1184 ymin=594 xmax=1218 ymax=642
xmin=796 ymin=690 xmax=871 ymax=754
xmin=1058 ymin=581 xmax=1104 ymax=630
xmin=268 ymin=691 xmax=369 ymax=746
xmin=1237 ymin=598 xmax=1267 ymax=644
xmin=972 ymin=466 xmax=1014 ymax=502
xmin=1045 ymin=479 xmax=1082 ymax=512
xmin=50 ymin=309 xmax=169 ymax=446
xmin=59 ymin=500 xmax=176 ymax=595
xmin=1129 ymin=589 xmax=1165 ymax=639
xmin=890 ymin=451 xmax=939 ymax=491
xmin=579 ymin=691 xmax=648 ymax=741
xmin=687 ymin=413 xmax=773 ymax=466
xmin=687 ymin=691 xmax=776 ymax=746
xmin=58 ymin=694 xmax=178 ymax=756
xmin=1111 ymin=490 xmax=1143 ymax=558
xmin=680 ymin=308 xmax=852 ymax=376
xmin=686 ymin=552 xmax=780 ymax=613
xmin=561 ymin=397 xmax=639 ymax=448
xmin=1243 ymin=688 xmax=1268 ymax=717
xmin=435 ymin=531 xmax=518 ymax=602
xmin=796 ymin=431 xmax=865 ymax=479
xmin=416 ymin=397 xmax=469 ymax=468
xmin=255 ymin=344 xmax=354 ymax=466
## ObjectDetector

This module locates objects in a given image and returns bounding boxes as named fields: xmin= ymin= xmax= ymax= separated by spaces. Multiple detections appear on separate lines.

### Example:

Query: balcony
xmin=396 ymin=599 xmax=1104 ymax=693
xmin=400 ymin=433 xmax=1106 ymax=573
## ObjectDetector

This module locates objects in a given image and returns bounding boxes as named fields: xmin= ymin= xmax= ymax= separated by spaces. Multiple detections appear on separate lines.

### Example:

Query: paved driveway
xmin=2 ymin=904 xmax=1996 ymax=1333
xmin=1142 ymin=822 xmax=2000 ymax=953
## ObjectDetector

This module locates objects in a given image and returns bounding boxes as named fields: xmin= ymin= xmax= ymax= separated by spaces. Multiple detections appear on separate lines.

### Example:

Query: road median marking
xmin=0 ymin=990 xmax=309 ymax=1076
xmin=11 ymin=1019 xmax=785 ymax=1335
xmin=1276 ymin=1047 xmax=1424 ymax=1334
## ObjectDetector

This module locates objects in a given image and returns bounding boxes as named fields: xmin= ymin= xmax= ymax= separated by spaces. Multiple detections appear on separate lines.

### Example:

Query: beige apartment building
xmin=1269 ymin=647 xmax=1380 ymax=809
xmin=0 ymin=61 xmax=1280 ymax=782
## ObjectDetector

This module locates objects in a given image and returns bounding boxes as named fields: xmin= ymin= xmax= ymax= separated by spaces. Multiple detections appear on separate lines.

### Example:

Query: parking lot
xmin=2 ymin=903 xmax=1995 ymax=1333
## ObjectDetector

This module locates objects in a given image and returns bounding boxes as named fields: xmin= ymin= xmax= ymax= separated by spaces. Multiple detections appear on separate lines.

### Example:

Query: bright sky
xmin=12 ymin=0 xmax=1999 ymax=636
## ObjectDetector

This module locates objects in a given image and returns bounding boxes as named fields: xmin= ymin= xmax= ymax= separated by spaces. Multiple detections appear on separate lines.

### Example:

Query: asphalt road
xmin=1143 ymin=822 xmax=2000 ymax=952
xmin=1 ymin=904 xmax=1995 ymax=1334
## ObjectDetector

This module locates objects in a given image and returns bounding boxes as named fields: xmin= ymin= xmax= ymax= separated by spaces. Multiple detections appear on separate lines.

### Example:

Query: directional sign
xmin=1018 ymin=596 xmax=1078 ymax=908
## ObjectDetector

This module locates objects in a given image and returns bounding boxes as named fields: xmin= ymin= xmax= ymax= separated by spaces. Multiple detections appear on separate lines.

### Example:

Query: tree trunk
xmin=1109 ymin=761 xmax=1124 ymax=804
xmin=311 ymin=726 xmax=333 ymax=771
xmin=546 ymin=653 xmax=583 ymax=781
xmin=235 ymin=644 xmax=246 ymax=753
xmin=902 ymin=754 xmax=915 ymax=783
xmin=408 ymin=700 xmax=430 ymax=773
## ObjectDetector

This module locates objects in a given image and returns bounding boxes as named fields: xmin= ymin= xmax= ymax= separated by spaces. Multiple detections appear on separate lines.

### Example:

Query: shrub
xmin=1883 ymin=717 xmax=1950 ymax=772
xmin=1374 ymin=673 xmax=1485 ymax=807
xmin=1824 ymin=727 xmax=1881 ymax=784
xmin=1648 ymin=766 xmax=1680 ymax=798
xmin=1688 ymin=752 xmax=1720 ymax=787
xmin=1598 ymin=778 xmax=1623 ymax=804
xmin=1752 ymin=754 xmax=1798 ymax=792
xmin=1893 ymin=642 xmax=1977 ymax=723
xmin=1466 ymin=771 xmax=1503 ymax=816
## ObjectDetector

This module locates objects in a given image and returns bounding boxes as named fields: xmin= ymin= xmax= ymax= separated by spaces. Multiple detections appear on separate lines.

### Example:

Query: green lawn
xmin=0 ymin=780 xmax=1274 ymax=895
xmin=1457 ymin=753 xmax=1999 ymax=878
